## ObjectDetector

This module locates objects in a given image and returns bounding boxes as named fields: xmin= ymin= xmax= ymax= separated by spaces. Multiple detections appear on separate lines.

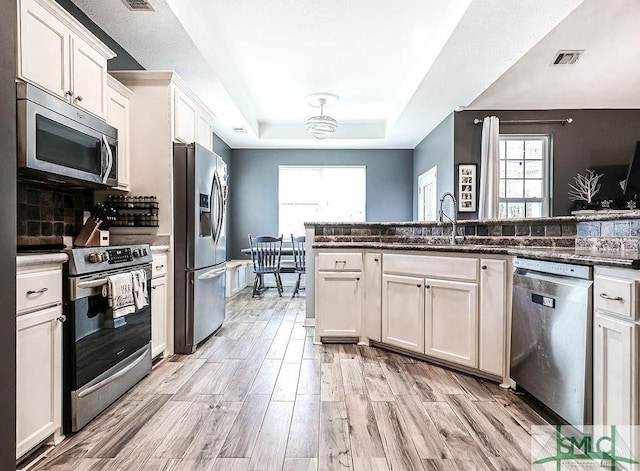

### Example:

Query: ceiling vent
xmin=122 ymin=0 xmax=154 ymax=11
xmin=552 ymin=50 xmax=583 ymax=65
xmin=232 ymin=127 xmax=248 ymax=135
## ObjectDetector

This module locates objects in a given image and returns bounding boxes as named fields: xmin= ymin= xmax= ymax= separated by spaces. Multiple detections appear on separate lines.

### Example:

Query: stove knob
xmin=133 ymin=249 xmax=140 ymax=257
xmin=142 ymin=248 xmax=148 ymax=257
xmin=102 ymin=252 xmax=110 ymax=262
xmin=89 ymin=253 xmax=99 ymax=263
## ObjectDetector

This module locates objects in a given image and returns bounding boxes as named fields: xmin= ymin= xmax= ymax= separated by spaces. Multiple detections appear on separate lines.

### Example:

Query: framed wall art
xmin=458 ymin=164 xmax=477 ymax=212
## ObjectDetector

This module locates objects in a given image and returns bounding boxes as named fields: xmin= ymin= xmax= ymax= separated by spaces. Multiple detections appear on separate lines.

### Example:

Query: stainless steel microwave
xmin=17 ymin=82 xmax=118 ymax=188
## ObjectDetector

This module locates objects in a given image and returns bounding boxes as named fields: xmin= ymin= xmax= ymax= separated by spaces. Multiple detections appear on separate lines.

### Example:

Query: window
xmin=279 ymin=166 xmax=366 ymax=236
xmin=498 ymin=135 xmax=551 ymax=218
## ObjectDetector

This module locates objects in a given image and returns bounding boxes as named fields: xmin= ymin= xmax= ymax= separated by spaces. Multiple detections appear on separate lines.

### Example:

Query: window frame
xmin=278 ymin=165 xmax=367 ymax=236
xmin=498 ymin=134 xmax=552 ymax=219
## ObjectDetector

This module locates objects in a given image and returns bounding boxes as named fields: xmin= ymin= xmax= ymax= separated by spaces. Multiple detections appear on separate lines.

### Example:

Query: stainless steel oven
xmin=63 ymin=245 xmax=152 ymax=432
xmin=17 ymin=82 xmax=118 ymax=188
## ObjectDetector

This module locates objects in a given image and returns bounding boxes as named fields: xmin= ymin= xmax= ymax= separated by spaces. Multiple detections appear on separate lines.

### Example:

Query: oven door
xmin=67 ymin=271 xmax=151 ymax=390
xmin=17 ymin=88 xmax=117 ymax=187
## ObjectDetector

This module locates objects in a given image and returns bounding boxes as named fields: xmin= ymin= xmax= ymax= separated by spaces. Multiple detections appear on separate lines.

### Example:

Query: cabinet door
xmin=594 ymin=313 xmax=637 ymax=425
xmin=479 ymin=259 xmax=507 ymax=377
xmin=174 ymin=88 xmax=197 ymax=143
xmin=151 ymin=276 xmax=167 ymax=359
xmin=364 ymin=253 xmax=382 ymax=342
xmin=425 ymin=279 xmax=478 ymax=367
xmin=70 ymin=35 xmax=108 ymax=118
xmin=106 ymin=81 xmax=130 ymax=191
xmin=381 ymin=274 xmax=424 ymax=353
xmin=16 ymin=305 xmax=62 ymax=459
xmin=316 ymin=272 xmax=362 ymax=339
xmin=197 ymin=111 xmax=213 ymax=151
xmin=18 ymin=0 xmax=70 ymax=100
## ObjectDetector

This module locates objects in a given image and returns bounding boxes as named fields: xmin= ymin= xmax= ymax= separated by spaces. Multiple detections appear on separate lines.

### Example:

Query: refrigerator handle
xmin=213 ymin=172 xmax=224 ymax=246
xmin=198 ymin=265 xmax=227 ymax=280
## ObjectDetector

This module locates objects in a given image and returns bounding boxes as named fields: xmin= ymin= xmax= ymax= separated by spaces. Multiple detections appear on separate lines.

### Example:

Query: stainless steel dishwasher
xmin=510 ymin=257 xmax=593 ymax=426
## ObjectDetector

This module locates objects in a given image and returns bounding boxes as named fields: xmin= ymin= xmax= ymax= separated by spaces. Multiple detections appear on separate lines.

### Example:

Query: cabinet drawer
xmin=16 ymin=269 xmax=62 ymax=314
xmin=594 ymin=275 xmax=637 ymax=320
xmin=152 ymin=254 xmax=168 ymax=278
xmin=383 ymin=253 xmax=478 ymax=281
xmin=316 ymin=252 xmax=363 ymax=271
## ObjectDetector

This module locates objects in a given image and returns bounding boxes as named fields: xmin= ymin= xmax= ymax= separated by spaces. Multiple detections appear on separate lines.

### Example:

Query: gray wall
xmin=412 ymin=113 xmax=455 ymax=220
xmin=1 ymin=0 xmax=17 ymax=465
xmin=213 ymin=134 xmax=233 ymax=256
xmin=454 ymin=109 xmax=640 ymax=217
xmin=229 ymin=149 xmax=413 ymax=259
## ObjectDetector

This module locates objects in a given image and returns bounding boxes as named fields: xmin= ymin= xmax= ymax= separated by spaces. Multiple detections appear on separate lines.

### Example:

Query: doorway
xmin=417 ymin=166 xmax=437 ymax=221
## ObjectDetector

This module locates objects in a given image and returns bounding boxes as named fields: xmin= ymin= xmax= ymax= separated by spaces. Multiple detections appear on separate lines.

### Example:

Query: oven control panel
xmin=106 ymin=247 xmax=133 ymax=264
xmin=66 ymin=244 xmax=153 ymax=275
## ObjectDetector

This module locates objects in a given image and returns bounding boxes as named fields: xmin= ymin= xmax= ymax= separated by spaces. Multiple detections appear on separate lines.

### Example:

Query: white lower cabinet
xmin=479 ymin=259 xmax=507 ymax=376
xmin=593 ymin=266 xmax=639 ymax=464
xmin=16 ymin=257 xmax=66 ymax=460
xmin=363 ymin=253 xmax=382 ymax=341
xmin=151 ymin=276 xmax=167 ymax=359
xmin=382 ymin=274 xmax=424 ymax=353
xmin=315 ymin=271 xmax=363 ymax=340
xmin=151 ymin=253 xmax=168 ymax=359
xmin=425 ymin=278 xmax=478 ymax=367
xmin=17 ymin=306 xmax=63 ymax=459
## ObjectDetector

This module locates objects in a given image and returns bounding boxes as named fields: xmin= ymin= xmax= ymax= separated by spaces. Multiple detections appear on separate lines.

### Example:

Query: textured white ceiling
xmin=72 ymin=0 xmax=587 ymax=148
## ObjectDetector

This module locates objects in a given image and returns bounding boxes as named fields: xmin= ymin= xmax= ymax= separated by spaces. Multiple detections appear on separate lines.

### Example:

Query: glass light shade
xmin=305 ymin=115 xmax=338 ymax=139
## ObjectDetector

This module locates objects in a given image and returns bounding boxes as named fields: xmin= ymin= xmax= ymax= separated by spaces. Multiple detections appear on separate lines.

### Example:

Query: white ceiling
xmin=70 ymin=0 xmax=632 ymax=149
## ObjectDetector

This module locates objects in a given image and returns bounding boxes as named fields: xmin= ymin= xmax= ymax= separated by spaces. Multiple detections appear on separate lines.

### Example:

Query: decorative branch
xmin=568 ymin=169 xmax=604 ymax=203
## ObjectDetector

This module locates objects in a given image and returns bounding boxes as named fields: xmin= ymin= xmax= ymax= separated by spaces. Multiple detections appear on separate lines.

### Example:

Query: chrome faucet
xmin=438 ymin=192 xmax=458 ymax=245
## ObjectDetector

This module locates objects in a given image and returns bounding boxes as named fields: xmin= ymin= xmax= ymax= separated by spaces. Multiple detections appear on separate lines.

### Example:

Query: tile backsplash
xmin=17 ymin=182 xmax=94 ymax=246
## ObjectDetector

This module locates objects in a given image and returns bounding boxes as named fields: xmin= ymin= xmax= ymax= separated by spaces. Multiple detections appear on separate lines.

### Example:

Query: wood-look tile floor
xmin=27 ymin=287 xmax=550 ymax=471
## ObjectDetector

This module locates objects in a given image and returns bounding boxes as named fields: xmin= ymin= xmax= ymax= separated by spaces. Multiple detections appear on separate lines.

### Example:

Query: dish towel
xmin=107 ymin=272 xmax=136 ymax=318
xmin=132 ymin=269 xmax=149 ymax=310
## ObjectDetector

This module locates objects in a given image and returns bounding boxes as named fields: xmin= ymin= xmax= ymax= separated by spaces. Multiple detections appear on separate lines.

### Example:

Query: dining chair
xmin=291 ymin=235 xmax=306 ymax=297
xmin=248 ymin=234 xmax=283 ymax=297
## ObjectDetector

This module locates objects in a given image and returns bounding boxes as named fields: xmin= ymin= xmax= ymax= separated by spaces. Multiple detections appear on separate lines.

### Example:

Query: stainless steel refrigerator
xmin=173 ymin=142 xmax=228 ymax=354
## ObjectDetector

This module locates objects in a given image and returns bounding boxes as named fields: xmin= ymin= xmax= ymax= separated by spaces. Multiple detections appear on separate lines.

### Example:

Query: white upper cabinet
xmin=17 ymin=0 xmax=115 ymax=119
xmin=173 ymin=80 xmax=215 ymax=151
xmin=106 ymin=76 xmax=133 ymax=191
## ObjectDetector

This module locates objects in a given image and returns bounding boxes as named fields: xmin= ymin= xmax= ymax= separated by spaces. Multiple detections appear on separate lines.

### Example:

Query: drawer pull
xmin=417 ymin=284 xmax=421 ymax=288
xmin=425 ymin=285 xmax=430 ymax=289
xmin=26 ymin=287 xmax=49 ymax=295
xmin=481 ymin=265 xmax=487 ymax=270
xmin=335 ymin=260 xmax=347 ymax=264
xmin=374 ymin=258 xmax=379 ymax=262
xmin=599 ymin=293 xmax=623 ymax=301
xmin=155 ymin=264 xmax=165 ymax=270
xmin=75 ymin=95 xmax=83 ymax=102
xmin=356 ymin=277 xmax=360 ymax=281
xmin=152 ymin=286 xmax=157 ymax=290
xmin=57 ymin=315 xmax=66 ymax=323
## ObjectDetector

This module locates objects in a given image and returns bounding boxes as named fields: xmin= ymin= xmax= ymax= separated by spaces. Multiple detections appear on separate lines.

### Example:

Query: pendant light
xmin=305 ymin=93 xmax=339 ymax=139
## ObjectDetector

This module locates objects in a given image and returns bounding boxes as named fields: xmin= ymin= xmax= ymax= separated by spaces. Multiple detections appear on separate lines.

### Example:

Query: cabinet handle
xmin=57 ymin=315 xmax=66 ymax=323
xmin=599 ymin=293 xmax=623 ymax=301
xmin=152 ymin=286 xmax=157 ymax=290
xmin=374 ymin=258 xmax=379 ymax=262
xmin=481 ymin=265 xmax=487 ymax=270
xmin=356 ymin=277 xmax=360 ymax=281
xmin=65 ymin=90 xmax=73 ymax=96
xmin=425 ymin=285 xmax=430 ymax=289
xmin=155 ymin=264 xmax=165 ymax=270
xmin=335 ymin=260 xmax=347 ymax=264
xmin=27 ymin=287 xmax=48 ymax=295
xmin=75 ymin=95 xmax=83 ymax=102
xmin=417 ymin=284 xmax=421 ymax=288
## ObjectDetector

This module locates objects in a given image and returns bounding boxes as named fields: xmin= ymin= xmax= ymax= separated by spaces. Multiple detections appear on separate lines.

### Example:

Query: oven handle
xmin=77 ymin=347 xmax=149 ymax=399
xmin=77 ymin=278 xmax=109 ymax=289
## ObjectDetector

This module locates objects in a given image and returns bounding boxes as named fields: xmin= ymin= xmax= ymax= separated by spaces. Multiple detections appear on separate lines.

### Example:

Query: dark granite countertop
xmin=312 ymin=242 xmax=640 ymax=269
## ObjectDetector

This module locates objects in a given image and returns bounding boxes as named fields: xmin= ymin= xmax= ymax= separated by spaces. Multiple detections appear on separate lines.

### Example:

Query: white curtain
xmin=478 ymin=116 xmax=500 ymax=219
